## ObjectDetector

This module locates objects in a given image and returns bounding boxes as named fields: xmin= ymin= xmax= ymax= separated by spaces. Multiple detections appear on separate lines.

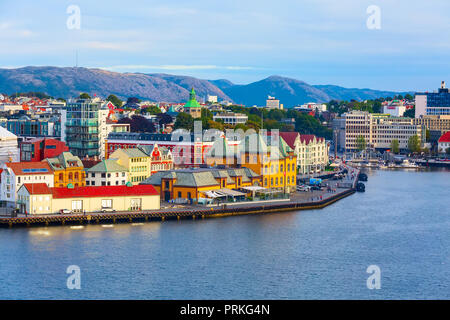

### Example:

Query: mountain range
xmin=0 ymin=66 xmax=410 ymax=107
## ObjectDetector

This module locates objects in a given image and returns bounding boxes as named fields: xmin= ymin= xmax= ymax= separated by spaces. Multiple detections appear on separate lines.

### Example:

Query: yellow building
xmin=109 ymin=148 xmax=151 ymax=185
xmin=140 ymin=167 xmax=260 ymax=202
xmin=17 ymin=183 xmax=160 ymax=215
xmin=206 ymin=133 xmax=297 ymax=192
xmin=46 ymin=152 xmax=86 ymax=188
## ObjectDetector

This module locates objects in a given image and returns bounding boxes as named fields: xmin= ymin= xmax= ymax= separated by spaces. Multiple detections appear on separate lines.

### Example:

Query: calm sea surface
xmin=0 ymin=169 xmax=449 ymax=299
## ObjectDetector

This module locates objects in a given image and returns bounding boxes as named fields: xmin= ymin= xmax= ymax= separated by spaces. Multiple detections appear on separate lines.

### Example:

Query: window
xmin=101 ymin=199 xmax=112 ymax=208
xmin=71 ymin=200 xmax=83 ymax=212
xmin=178 ymin=191 xmax=182 ymax=198
xmin=130 ymin=198 xmax=141 ymax=210
xmin=187 ymin=192 xmax=192 ymax=199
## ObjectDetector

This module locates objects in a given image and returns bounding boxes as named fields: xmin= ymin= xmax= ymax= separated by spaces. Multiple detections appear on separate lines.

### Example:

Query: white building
xmin=343 ymin=111 xmax=425 ymax=151
xmin=213 ymin=112 xmax=248 ymax=125
xmin=0 ymin=127 xmax=19 ymax=165
xmin=266 ymin=96 xmax=283 ymax=109
xmin=278 ymin=132 xmax=329 ymax=174
xmin=86 ymin=159 xmax=129 ymax=186
xmin=0 ymin=161 xmax=54 ymax=204
xmin=383 ymin=100 xmax=406 ymax=117
xmin=438 ymin=131 xmax=450 ymax=153
xmin=294 ymin=103 xmax=327 ymax=113
xmin=206 ymin=95 xmax=218 ymax=103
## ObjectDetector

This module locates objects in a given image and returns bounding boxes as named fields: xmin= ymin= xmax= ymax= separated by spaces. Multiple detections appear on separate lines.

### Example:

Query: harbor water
xmin=0 ymin=169 xmax=449 ymax=299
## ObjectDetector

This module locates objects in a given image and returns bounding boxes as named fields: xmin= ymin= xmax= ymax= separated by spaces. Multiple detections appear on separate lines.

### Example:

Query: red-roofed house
xmin=17 ymin=183 xmax=160 ymax=215
xmin=279 ymin=132 xmax=328 ymax=174
xmin=438 ymin=131 xmax=450 ymax=153
xmin=1 ymin=161 xmax=54 ymax=204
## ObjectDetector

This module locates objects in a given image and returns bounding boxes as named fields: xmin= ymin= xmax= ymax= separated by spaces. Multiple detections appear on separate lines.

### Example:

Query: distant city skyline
xmin=0 ymin=0 xmax=449 ymax=92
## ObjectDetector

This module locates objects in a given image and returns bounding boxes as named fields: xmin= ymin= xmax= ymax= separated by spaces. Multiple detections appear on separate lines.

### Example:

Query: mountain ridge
xmin=0 ymin=66 xmax=411 ymax=106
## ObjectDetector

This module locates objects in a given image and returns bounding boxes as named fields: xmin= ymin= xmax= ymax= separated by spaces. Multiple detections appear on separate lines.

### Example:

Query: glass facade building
xmin=66 ymin=99 xmax=101 ymax=157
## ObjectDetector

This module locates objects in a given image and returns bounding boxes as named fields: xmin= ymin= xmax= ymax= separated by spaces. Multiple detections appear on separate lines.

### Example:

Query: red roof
xmin=51 ymin=184 xmax=159 ymax=199
xmin=5 ymin=162 xmax=53 ymax=175
xmin=438 ymin=131 xmax=450 ymax=143
xmin=22 ymin=183 xmax=52 ymax=195
xmin=278 ymin=132 xmax=300 ymax=149
xmin=300 ymin=134 xmax=324 ymax=145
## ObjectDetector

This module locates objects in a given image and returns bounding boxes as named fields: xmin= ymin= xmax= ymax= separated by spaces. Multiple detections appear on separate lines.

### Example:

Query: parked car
xmin=101 ymin=208 xmax=116 ymax=213
xmin=310 ymin=185 xmax=322 ymax=191
xmin=59 ymin=209 xmax=72 ymax=215
xmin=296 ymin=185 xmax=311 ymax=192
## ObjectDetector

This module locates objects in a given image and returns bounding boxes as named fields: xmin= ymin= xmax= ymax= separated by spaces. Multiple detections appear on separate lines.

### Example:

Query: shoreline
xmin=0 ymin=187 xmax=356 ymax=229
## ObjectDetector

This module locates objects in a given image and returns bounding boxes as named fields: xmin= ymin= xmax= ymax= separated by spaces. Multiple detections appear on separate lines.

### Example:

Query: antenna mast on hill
xmin=75 ymin=50 xmax=78 ymax=68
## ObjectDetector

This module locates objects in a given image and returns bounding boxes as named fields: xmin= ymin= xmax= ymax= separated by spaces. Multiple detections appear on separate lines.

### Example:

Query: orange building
xmin=46 ymin=152 xmax=86 ymax=188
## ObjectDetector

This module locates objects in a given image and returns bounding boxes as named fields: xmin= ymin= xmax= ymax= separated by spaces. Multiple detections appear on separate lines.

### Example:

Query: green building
xmin=65 ymin=99 xmax=103 ymax=158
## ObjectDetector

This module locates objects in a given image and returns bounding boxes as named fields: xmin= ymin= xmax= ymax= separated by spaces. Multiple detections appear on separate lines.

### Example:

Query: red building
xmin=20 ymin=138 xmax=69 ymax=162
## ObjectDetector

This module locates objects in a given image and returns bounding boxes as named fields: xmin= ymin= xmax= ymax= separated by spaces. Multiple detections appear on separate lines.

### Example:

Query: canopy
xmin=216 ymin=188 xmax=246 ymax=197
xmin=241 ymin=186 xmax=266 ymax=192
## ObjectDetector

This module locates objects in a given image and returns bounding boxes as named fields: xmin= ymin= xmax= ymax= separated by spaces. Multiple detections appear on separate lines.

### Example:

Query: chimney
xmin=441 ymin=81 xmax=446 ymax=89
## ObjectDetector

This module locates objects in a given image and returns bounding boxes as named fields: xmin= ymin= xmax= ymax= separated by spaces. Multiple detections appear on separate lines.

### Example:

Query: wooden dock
xmin=0 ymin=188 xmax=356 ymax=228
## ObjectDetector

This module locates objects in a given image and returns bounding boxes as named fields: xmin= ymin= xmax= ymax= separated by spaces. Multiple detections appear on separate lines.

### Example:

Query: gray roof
xmin=141 ymin=167 xmax=259 ymax=187
xmin=87 ymin=159 xmax=127 ymax=173
xmin=141 ymin=170 xmax=219 ymax=187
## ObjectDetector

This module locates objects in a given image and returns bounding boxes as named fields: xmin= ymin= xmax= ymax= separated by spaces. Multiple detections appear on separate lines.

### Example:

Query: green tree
xmin=174 ymin=112 xmax=194 ymax=131
xmin=390 ymin=139 xmax=400 ymax=154
xmin=405 ymin=94 xmax=414 ymax=101
xmin=403 ymin=107 xmax=415 ymax=118
xmin=106 ymin=94 xmax=123 ymax=107
xmin=408 ymin=135 xmax=421 ymax=153
xmin=425 ymin=129 xmax=431 ymax=142
xmin=79 ymin=93 xmax=91 ymax=99
xmin=142 ymin=105 xmax=162 ymax=115
xmin=356 ymin=135 xmax=367 ymax=151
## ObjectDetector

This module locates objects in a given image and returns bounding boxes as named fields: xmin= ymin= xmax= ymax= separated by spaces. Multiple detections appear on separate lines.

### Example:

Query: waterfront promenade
xmin=0 ymin=168 xmax=359 ymax=228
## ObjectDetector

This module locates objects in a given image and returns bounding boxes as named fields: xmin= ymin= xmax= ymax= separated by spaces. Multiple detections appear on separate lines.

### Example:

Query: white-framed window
xmin=102 ymin=199 xmax=112 ymax=208
xmin=72 ymin=200 xmax=83 ymax=212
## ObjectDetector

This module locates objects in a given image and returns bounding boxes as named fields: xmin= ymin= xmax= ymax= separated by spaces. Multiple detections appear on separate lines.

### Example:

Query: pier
xmin=0 ymin=188 xmax=356 ymax=228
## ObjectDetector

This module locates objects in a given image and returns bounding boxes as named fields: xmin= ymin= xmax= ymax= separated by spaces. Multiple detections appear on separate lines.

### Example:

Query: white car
xmin=101 ymin=208 xmax=116 ymax=213
xmin=59 ymin=209 xmax=72 ymax=214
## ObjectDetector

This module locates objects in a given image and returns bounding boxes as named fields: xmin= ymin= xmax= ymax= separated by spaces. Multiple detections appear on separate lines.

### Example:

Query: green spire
xmin=184 ymin=87 xmax=201 ymax=108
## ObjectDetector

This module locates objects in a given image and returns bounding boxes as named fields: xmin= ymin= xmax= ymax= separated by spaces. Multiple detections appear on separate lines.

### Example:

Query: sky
xmin=0 ymin=0 xmax=449 ymax=91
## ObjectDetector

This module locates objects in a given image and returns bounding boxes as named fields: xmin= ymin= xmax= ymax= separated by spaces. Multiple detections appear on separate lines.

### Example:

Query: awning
xmin=241 ymin=186 xmax=266 ymax=192
xmin=216 ymin=188 xmax=246 ymax=197
xmin=203 ymin=191 xmax=226 ymax=198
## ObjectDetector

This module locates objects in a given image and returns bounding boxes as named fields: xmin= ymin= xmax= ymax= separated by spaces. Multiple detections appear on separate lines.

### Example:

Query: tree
xmin=405 ymin=94 xmax=414 ymax=101
xmin=425 ymin=129 xmax=431 ymax=142
xmin=106 ymin=94 xmax=123 ymax=107
xmin=446 ymin=147 xmax=450 ymax=155
xmin=356 ymin=135 xmax=367 ymax=152
xmin=118 ymin=115 xmax=155 ymax=133
xmin=142 ymin=105 xmax=162 ymax=115
xmin=403 ymin=107 xmax=415 ymax=118
xmin=79 ymin=93 xmax=91 ymax=99
xmin=390 ymin=139 xmax=400 ymax=154
xmin=157 ymin=113 xmax=173 ymax=127
xmin=127 ymin=97 xmax=141 ymax=105
xmin=408 ymin=135 xmax=421 ymax=153
xmin=174 ymin=112 xmax=194 ymax=131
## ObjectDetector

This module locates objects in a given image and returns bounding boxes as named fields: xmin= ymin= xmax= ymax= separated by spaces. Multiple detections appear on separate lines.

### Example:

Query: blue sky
xmin=0 ymin=0 xmax=449 ymax=91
